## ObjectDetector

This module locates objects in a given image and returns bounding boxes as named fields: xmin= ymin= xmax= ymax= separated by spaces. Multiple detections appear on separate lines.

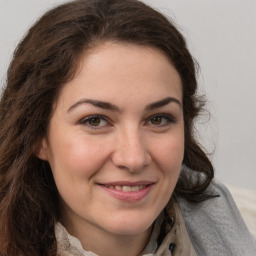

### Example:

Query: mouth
xmin=98 ymin=181 xmax=155 ymax=201
xmin=103 ymin=184 xmax=146 ymax=192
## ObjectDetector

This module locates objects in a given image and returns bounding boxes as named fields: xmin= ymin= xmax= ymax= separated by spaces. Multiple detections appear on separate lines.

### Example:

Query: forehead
xmin=56 ymin=41 xmax=182 ymax=110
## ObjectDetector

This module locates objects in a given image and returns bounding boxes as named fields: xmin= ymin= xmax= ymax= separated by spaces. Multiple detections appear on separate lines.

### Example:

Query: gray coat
xmin=174 ymin=180 xmax=256 ymax=256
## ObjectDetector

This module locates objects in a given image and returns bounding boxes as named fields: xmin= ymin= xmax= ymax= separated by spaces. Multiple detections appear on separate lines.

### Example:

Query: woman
xmin=0 ymin=0 xmax=255 ymax=255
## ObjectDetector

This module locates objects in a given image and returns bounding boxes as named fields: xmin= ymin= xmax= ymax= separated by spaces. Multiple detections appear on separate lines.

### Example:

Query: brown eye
xmin=147 ymin=114 xmax=175 ymax=127
xmin=88 ymin=117 xmax=101 ymax=126
xmin=151 ymin=116 xmax=162 ymax=125
xmin=80 ymin=115 xmax=109 ymax=128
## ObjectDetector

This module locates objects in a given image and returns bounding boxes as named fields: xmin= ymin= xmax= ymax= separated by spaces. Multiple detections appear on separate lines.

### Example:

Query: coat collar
xmin=154 ymin=197 xmax=196 ymax=256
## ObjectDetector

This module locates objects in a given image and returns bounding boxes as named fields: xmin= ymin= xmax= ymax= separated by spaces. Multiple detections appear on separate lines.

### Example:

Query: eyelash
xmin=146 ymin=113 xmax=176 ymax=127
xmin=79 ymin=115 xmax=110 ymax=129
xmin=79 ymin=113 xmax=176 ymax=129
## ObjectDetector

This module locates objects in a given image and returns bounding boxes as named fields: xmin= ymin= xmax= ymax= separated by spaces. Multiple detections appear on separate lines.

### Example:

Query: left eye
xmin=79 ymin=115 xmax=109 ymax=128
xmin=147 ymin=114 xmax=174 ymax=126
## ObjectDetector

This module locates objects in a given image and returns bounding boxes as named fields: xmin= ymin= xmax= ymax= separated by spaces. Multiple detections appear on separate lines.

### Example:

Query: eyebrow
xmin=67 ymin=97 xmax=181 ymax=113
xmin=68 ymin=99 xmax=120 ymax=113
xmin=145 ymin=97 xmax=182 ymax=111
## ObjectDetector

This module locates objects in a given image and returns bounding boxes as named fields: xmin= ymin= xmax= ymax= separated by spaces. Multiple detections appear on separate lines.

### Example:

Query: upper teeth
xmin=105 ymin=185 xmax=145 ymax=192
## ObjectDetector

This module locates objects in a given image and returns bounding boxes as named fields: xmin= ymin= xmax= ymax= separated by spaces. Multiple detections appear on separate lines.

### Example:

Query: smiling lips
xmin=99 ymin=181 xmax=155 ymax=201
xmin=103 ymin=185 xmax=146 ymax=192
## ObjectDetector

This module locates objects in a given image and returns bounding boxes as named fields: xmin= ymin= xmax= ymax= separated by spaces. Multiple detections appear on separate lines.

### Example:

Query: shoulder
xmin=176 ymin=179 xmax=256 ymax=256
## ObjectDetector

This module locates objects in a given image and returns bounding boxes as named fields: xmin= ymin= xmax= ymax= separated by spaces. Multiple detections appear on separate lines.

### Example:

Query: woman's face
xmin=38 ymin=42 xmax=184 ymax=241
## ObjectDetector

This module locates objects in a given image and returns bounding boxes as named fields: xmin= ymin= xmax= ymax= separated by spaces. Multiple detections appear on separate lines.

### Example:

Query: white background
xmin=0 ymin=0 xmax=255 ymax=189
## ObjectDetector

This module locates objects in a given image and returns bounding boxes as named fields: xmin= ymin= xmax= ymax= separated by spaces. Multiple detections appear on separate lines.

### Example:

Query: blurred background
xmin=0 ymin=0 xmax=255 ymax=189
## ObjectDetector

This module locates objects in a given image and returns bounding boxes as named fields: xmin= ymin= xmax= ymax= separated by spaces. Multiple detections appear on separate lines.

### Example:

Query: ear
xmin=34 ymin=137 xmax=49 ymax=161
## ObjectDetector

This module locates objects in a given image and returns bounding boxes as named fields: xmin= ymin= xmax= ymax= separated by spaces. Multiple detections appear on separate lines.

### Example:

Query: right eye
xmin=79 ymin=115 xmax=109 ymax=129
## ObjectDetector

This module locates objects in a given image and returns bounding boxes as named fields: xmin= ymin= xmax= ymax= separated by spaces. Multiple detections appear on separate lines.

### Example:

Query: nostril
xmin=111 ymin=134 xmax=151 ymax=171
xmin=112 ymin=152 xmax=150 ymax=173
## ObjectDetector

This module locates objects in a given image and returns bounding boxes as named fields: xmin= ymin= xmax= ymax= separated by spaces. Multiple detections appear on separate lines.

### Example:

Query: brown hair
xmin=0 ymin=0 xmax=214 ymax=255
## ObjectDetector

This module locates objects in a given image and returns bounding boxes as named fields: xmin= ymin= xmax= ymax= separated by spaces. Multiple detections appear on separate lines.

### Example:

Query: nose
xmin=111 ymin=128 xmax=151 ymax=172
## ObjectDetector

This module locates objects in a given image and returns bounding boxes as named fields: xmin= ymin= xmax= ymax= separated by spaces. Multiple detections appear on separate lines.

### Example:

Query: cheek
xmin=151 ymin=134 xmax=184 ymax=173
xmin=48 ymin=136 xmax=111 ymax=203
xmin=48 ymin=132 xmax=111 ymax=178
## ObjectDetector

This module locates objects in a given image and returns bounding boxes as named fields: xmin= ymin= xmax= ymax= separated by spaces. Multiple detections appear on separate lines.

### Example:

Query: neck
xmin=80 ymin=229 xmax=151 ymax=256
xmin=60 ymin=216 xmax=152 ymax=256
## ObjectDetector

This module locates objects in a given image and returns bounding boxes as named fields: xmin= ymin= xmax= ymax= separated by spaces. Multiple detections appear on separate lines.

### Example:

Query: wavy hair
xmin=0 ymin=0 xmax=214 ymax=255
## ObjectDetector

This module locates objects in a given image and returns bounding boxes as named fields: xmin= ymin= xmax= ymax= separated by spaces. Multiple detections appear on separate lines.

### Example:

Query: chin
xmin=103 ymin=211 xmax=157 ymax=236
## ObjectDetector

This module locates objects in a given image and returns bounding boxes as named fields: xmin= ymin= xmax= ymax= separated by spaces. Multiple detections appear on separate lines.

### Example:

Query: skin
xmin=38 ymin=42 xmax=184 ymax=256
